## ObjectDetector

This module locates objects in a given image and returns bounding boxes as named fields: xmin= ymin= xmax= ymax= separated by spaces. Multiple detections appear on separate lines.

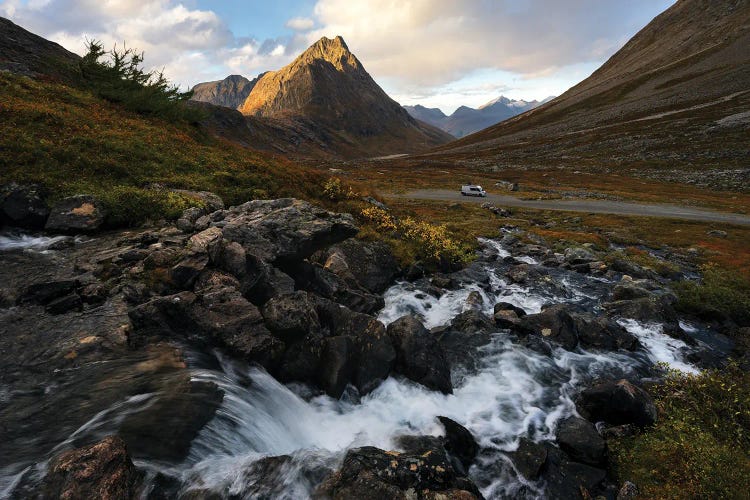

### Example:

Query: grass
xmin=610 ymin=364 xmax=750 ymax=499
xmin=674 ymin=264 xmax=750 ymax=326
xmin=0 ymin=72 xmax=324 ymax=226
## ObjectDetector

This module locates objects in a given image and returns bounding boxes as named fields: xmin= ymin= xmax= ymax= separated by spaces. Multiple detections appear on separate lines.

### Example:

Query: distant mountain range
xmin=190 ymin=36 xmax=452 ymax=158
xmin=404 ymin=96 xmax=554 ymax=138
xmin=431 ymin=0 xmax=750 ymax=174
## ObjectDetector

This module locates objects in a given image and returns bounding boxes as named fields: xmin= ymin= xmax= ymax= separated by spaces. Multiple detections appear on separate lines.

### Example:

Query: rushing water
xmin=0 ymin=232 xmax=72 ymax=253
xmin=1 ymin=237 xmax=702 ymax=499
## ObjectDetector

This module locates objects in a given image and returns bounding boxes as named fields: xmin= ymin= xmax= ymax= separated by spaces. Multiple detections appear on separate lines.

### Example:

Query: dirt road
xmin=388 ymin=189 xmax=750 ymax=226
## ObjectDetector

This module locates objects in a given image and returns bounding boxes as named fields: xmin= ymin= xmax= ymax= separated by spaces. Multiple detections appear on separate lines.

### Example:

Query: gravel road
xmin=388 ymin=189 xmax=750 ymax=226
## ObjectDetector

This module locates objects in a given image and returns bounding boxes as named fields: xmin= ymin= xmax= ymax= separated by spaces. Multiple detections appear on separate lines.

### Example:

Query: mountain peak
xmin=299 ymin=35 xmax=359 ymax=72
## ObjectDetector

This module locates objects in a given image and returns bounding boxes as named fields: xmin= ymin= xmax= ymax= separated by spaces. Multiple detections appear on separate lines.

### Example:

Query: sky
xmin=1 ymin=0 xmax=675 ymax=114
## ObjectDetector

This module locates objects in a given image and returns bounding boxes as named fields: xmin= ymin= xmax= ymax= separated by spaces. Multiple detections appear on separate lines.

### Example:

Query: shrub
xmin=323 ymin=177 xmax=358 ymax=201
xmin=360 ymin=206 xmax=472 ymax=267
xmin=674 ymin=263 xmax=750 ymax=325
xmin=100 ymin=186 xmax=205 ymax=227
xmin=610 ymin=364 xmax=750 ymax=499
xmin=79 ymin=40 xmax=203 ymax=122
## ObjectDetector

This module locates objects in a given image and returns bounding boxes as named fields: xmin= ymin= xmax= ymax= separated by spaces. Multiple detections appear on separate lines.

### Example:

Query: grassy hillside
xmin=0 ymin=71 xmax=325 ymax=225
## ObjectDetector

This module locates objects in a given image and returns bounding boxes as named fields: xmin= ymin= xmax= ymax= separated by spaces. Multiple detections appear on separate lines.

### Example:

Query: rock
xmin=119 ymin=379 xmax=223 ymax=461
xmin=362 ymin=196 xmax=389 ymax=211
xmin=555 ymin=416 xmax=607 ymax=466
xmin=240 ymin=455 xmax=332 ymax=499
xmin=465 ymin=290 xmax=484 ymax=310
xmin=318 ymin=336 xmax=356 ymax=397
xmin=507 ymin=439 xmax=547 ymax=480
xmin=45 ymin=195 xmax=107 ymax=233
xmin=172 ymin=189 xmax=225 ymax=212
xmin=387 ymin=315 xmax=453 ymax=394
xmin=170 ymin=254 xmax=209 ymax=290
xmin=17 ymin=279 xmax=78 ymax=306
xmin=187 ymin=226 xmax=222 ymax=254
xmin=707 ymin=229 xmax=728 ymax=238
xmin=293 ymin=261 xmax=384 ymax=314
xmin=315 ymin=239 xmax=399 ymax=294
xmin=541 ymin=445 xmax=607 ymax=500
xmin=572 ymin=313 xmax=639 ymax=351
xmin=604 ymin=294 xmax=680 ymax=326
xmin=617 ymin=481 xmax=639 ymax=499
xmin=316 ymin=446 xmax=481 ymax=500
xmin=516 ymin=304 xmax=579 ymax=351
xmin=42 ymin=436 xmax=140 ymax=499
xmin=611 ymin=282 xmax=652 ymax=301
xmin=450 ymin=309 xmax=495 ymax=335
xmin=493 ymin=302 xmax=527 ymax=318
xmin=1 ymin=183 xmax=49 ymax=228
xmin=404 ymin=262 xmax=425 ymax=281
xmin=176 ymin=206 xmax=205 ymax=233
xmin=563 ymin=247 xmax=597 ymax=266
xmin=432 ymin=275 xmax=458 ymax=290
xmin=261 ymin=291 xmax=321 ymax=342
xmin=79 ymin=283 xmax=108 ymax=305
xmin=506 ymin=264 xmax=531 ymax=284
xmin=45 ymin=293 xmax=83 ymax=315
xmin=495 ymin=180 xmax=519 ymax=191
xmin=437 ymin=416 xmax=479 ymax=470
xmin=494 ymin=309 xmax=522 ymax=328
xmin=219 ymin=198 xmax=358 ymax=265
xmin=576 ymin=379 xmax=657 ymax=428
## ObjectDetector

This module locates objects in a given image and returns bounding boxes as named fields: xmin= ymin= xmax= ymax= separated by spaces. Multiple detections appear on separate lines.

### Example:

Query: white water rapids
xmin=0 ymin=236 xmax=701 ymax=499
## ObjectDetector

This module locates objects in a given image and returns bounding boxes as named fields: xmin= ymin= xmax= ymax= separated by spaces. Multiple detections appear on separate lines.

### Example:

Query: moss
xmin=610 ymin=365 xmax=750 ymax=499
xmin=674 ymin=264 xmax=750 ymax=325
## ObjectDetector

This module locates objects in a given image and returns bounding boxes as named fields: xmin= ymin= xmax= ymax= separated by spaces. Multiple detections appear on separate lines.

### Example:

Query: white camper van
xmin=461 ymin=185 xmax=487 ymax=197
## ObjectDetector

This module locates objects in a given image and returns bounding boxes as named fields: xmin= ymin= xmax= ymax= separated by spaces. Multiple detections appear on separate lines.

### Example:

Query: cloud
xmin=306 ymin=0 xmax=672 ymax=88
xmin=286 ymin=16 xmax=314 ymax=31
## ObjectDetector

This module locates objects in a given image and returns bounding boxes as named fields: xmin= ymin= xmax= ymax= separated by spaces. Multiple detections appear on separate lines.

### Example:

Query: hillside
xmin=239 ymin=36 xmax=453 ymax=157
xmin=190 ymin=74 xmax=265 ymax=109
xmin=405 ymin=96 xmax=550 ymax=138
xmin=427 ymin=0 xmax=750 ymax=188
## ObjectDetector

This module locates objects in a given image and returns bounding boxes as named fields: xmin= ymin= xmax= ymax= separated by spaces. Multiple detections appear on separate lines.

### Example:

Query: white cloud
xmin=286 ymin=16 xmax=314 ymax=31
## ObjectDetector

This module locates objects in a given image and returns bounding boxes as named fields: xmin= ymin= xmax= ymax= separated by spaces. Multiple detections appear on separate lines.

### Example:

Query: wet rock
xmin=262 ymin=291 xmax=321 ymax=342
xmin=387 ymin=315 xmax=452 ymax=394
xmin=318 ymin=335 xmax=356 ymax=397
xmin=437 ymin=416 xmax=479 ymax=470
xmin=241 ymin=454 xmax=333 ymax=499
xmin=520 ymin=335 xmax=554 ymax=356
xmin=119 ymin=379 xmax=223 ymax=462
xmin=315 ymin=239 xmax=399 ymax=294
xmin=507 ymin=439 xmax=547 ymax=480
xmin=219 ymin=198 xmax=358 ymax=265
xmin=1 ymin=183 xmax=49 ymax=228
xmin=432 ymin=275 xmax=458 ymax=290
xmin=611 ymin=282 xmax=652 ymax=301
xmin=506 ymin=264 xmax=531 ymax=284
xmin=572 ymin=313 xmax=639 ymax=351
xmin=45 ymin=195 xmax=107 ymax=233
xmin=450 ymin=309 xmax=495 ymax=335
xmin=465 ymin=290 xmax=484 ymax=310
xmin=316 ymin=446 xmax=481 ymax=500
xmin=42 ymin=435 xmax=140 ymax=499
xmin=576 ymin=379 xmax=657 ymax=428
xmin=516 ymin=304 xmax=579 ymax=351
xmin=493 ymin=302 xmax=527 ymax=318
xmin=404 ymin=262 xmax=425 ymax=281
xmin=604 ymin=294 xmax=680 ymax=326
xmin=555 ymin=416 xmax=607 ymax=466
xmin=541 ymin=445 xmax=607 ymax=500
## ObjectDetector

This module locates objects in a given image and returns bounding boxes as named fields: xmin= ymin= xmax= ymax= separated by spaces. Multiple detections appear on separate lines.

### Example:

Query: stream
xmin=0 ymin=234 xmax=704 ymax=499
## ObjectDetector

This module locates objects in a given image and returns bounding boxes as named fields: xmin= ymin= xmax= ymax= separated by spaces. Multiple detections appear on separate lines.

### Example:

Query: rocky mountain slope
xmin=0 ymin=17 xmax=80 ymax=82
xmin=238 ymin=36 xmax=453 ymax=157
xmin=405 ymin=96 xmax=551 ymax=138
xmin=190 ymin=74 xmax=265 ymax=109
xmin=427 ymin=0 xmax=750 ymax=186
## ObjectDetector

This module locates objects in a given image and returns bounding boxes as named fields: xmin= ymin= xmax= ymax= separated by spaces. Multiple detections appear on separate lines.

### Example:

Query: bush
xmin=674 ymin=264 xmax=750 ymax=325
xmin=79 ymin=40 xmax=203 ymax=122
xmin=610 ymin=364 xmax=750 ymax=499
xmin=360 ymin=206 xmax=472 ymax=267
xmin=323 ymin=177 xmax=358 ymax=201
xmin=100 ymin=186 xmax=205 ymax=227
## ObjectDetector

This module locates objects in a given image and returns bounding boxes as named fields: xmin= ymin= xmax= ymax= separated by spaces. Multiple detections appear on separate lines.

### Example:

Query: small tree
xmin=79 ymin=40 xmax=202 ymax=122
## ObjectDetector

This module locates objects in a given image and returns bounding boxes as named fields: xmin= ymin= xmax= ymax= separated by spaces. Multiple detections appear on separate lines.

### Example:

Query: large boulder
xmin=387 ymin=315 xmax=453 ymax=394
xmin=1 ymin=183 xmax=49 ymax=228
xmin=219 ymin=198 xmax=358 ymax=265
xmin=314 ymin=238 xmax=400 ymax=294
xmin=318 ymin=335 xmax=356 ymax=398
xmin=261 ymin=291 xmax=321 ymax=342
xmin=555 ymin=416 xmax=607 ymax=466
xmin=42 ymin=436 xmax=140 ymax=499
xmin=316 ymin=446 xmax=481 ymax=500
xmin=576 ymin=379 xmax=657 ymax=428
xmin=292 ymin=261 xmax=384 ymax=314
xmin=515 ymin=304 xmax=579 ymax=351
xmin=45 ymin=195 xmax=107 ymax=233
xmin=571 ymin=313 xmax=639 ymax=351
